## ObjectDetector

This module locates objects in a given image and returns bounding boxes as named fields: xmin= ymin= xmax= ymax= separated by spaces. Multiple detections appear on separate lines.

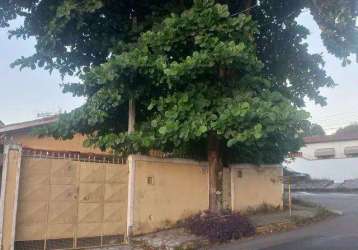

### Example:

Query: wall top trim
xmin=129 ymin=155 xmax=282 ymax=170
xmin=230 ymin=163 xmax=281 ymax=169
xmin=3 ymin=144 xmax=22 ymax=152
xmin=129 ymin=154 xmax=208 ymax=166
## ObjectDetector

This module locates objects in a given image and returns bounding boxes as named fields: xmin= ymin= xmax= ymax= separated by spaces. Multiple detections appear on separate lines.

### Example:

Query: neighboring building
xmin=301 ymin=134 xmax=358 ymax=160
xmin=0 ymin=116 xmax=102 ymax=154
xmin=286 ymin=134 xmax=358 ymax=182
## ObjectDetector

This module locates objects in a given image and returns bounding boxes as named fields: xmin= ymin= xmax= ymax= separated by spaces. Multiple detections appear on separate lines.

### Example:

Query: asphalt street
xmin=211 ymin=192 xmax=358 ymax=250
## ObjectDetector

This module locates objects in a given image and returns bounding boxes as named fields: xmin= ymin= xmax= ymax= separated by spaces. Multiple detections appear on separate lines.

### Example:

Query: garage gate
xmin=14 ymin=153 xmax=128 ymax=250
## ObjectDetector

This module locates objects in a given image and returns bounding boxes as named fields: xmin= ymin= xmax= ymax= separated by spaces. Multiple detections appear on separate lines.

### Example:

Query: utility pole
xmin=128 ymin=99 xmax=135 ymax=133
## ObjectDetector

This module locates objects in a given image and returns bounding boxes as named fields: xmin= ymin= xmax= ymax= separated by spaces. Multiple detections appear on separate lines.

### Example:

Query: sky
xmin=0 ymin=12 xmax=357 ymax=134
xmin=297 ymin=12 xmax=358 ymax=134
xmin=0 ymin=19 xmax=84 ymax=125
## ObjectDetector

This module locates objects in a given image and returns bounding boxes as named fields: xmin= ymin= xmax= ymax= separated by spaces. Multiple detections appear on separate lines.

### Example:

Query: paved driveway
xmin=211 ymin=192 xmax=358 ymax=250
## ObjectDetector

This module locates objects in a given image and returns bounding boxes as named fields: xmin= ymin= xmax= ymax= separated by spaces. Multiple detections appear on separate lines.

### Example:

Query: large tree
xmin=335 ymin=123 xmax=358 ymax=136
xmin=1 ymin=0 xmax=357 ymax=212
xmin=303 ymin=122 xmax=326 ymax=137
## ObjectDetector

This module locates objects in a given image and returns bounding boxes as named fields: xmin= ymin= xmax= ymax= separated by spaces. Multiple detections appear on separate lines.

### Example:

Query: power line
xmin=231 ymin=4 xmax=310 ymax=18
xmin=315 ymin=119 xmax=358 ymax=126
xmin=318 ymin=123 xmax=357 ymax=130
xmin=312 ymin=111 xmax=358 ymax=122
xmin=228 ymin=4 xmax=354 ymax=131
xmin=231 ymin=3 xmax=259 ymax=17
xmin=308 ymin=112 xmax=358 ymax=127
xmin=314 ymin=119 xmax=358 ymax=125
xmin=311 ymin=116 xmax=358 ymax=126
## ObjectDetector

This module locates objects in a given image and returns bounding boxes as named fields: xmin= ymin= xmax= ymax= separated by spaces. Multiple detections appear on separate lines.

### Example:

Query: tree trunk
xmin=208 ymin=132 xmax=223 ymax=213
xmin=244 ymin=0 xmax=253 ymax=11
xmin=207 ymin=0 xmax=254 ymax=213
xmin=128 ymin=2 xmax=137 ymax=134
xmin=128 ymin=99 xmax=135 ymax=133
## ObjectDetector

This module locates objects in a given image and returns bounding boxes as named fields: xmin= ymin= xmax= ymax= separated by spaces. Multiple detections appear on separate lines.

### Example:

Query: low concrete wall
xmin=128 ymin=158 xmax=284 ymax=235
xmin=129 ymin=156 xmax=209 ymax=235
xmin=0 ymin=146 xmax=285 ymax=244
xmin=230 ymin=164 xmax=283 ymax=212
xmin=0 ymin=145 xmax=22 ymax=250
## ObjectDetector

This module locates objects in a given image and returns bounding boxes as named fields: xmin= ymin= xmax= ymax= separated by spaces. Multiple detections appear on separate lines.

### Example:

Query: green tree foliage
xmin=303 ymin=122 xmax=326 ymax=137
xmin=1 ymin=0 xmax=356 ymax=161
xmin=0 ymin=0 xmax=191 ymax=75
xmin=27 ymin=1 xmax=307 ymax=164
xmin=335 ymin=123 xmax=358 ymax=136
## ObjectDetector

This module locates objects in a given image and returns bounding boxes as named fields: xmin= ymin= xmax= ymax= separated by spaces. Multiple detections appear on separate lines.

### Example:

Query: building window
xmin=314 ymin=148 xmax=335 ymax=159
xmin=314 ymin=148 xmax=336 ymax=159
xmin=344 ymin=146 xmax=358 ymax=157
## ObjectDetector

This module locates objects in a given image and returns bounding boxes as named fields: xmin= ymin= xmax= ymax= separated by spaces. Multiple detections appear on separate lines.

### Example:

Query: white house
xmin=286 ymin=133 xmax=358 ymax=182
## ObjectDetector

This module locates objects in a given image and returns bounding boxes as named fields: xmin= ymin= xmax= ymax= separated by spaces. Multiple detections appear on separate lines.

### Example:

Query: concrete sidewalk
xmin=105 ymin=203 xmax=331 ymax=250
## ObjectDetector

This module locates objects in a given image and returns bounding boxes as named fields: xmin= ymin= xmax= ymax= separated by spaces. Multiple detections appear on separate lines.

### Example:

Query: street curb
xmin=255 ymin=221 xmax=295 ymax=235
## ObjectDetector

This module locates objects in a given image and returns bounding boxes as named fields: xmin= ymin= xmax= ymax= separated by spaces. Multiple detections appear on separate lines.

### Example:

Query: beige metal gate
xmin=14 ymin=152 xmax=128 ymax=249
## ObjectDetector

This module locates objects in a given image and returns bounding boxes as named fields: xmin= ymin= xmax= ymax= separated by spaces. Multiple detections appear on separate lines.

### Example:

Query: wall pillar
xmin=0 ymin=144 xmax=22 ymax=250
xmin=222 ymin=168 xmax=232 ymax=211
xmin=126 ymin=155 xmax=136 ymax=239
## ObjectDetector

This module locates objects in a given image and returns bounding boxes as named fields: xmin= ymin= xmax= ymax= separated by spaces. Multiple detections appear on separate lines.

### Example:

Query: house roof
xmin=0 ymin=116 xmax=58 ymax=134
xmin=304 ymin=133 xmax=358 ymax=144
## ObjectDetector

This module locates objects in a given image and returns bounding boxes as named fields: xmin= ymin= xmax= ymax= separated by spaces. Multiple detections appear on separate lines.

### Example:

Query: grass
xmin=290 ymin=205 xmax=336 ymax=226
xmin=244 ymin=203 xmax=282 ymax=216
xmin=291 ymin=197 xmax=320 ymax=208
